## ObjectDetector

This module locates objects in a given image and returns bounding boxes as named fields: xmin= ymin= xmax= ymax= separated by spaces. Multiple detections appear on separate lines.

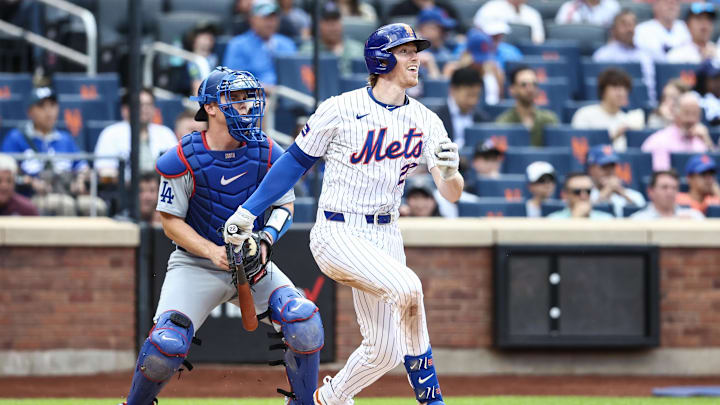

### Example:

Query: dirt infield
xmin=1 ymin=366 xmax=718 ymax=398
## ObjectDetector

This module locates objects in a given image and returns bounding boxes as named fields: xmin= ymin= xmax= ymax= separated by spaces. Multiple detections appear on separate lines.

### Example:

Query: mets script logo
xmin=350 ymin=128 xmax=423 ymax=164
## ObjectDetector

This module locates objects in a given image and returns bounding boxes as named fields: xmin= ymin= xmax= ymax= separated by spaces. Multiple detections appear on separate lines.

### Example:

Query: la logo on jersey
xmin=160 ymin=181 xmax=174 ymax=204
xmin=350 ymin=128 xmax=422 ymax=164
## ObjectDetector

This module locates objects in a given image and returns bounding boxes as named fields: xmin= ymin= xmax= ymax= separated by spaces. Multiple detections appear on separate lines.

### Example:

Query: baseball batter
xmin=119 ymin=67 xmax=324 ymax=405
xmin=224 ymin=24 xmax=463 ymax=405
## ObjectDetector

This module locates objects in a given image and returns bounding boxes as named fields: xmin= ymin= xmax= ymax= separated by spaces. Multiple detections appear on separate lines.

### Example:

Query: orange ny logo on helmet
xmin=402 ymin=24 xmax=415 ymax=36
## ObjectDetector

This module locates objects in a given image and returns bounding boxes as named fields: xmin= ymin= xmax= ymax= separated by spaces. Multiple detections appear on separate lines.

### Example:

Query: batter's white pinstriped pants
xmin=309 ymin=212 xmax=430 ymax=404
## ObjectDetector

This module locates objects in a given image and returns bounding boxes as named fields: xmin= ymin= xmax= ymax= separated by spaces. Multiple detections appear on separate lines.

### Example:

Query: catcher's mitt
xmin=227 ymin=232 xmax=272 ymax=286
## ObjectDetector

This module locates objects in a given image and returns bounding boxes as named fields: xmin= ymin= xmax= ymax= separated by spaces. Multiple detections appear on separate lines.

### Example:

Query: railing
xmin=0 ymin=0 xmax=97 ymax=74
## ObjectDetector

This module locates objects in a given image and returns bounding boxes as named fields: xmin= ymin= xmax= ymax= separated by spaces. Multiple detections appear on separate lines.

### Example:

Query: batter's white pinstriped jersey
xmin=295 ymin=87 xmax=448 ymax=215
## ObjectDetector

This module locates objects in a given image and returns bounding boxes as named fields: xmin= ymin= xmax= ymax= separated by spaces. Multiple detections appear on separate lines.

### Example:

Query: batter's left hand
xmin=224 ymin=206 xmax=256 ymax=245
xmin=435 ymin=140 xmax=459 ymax=179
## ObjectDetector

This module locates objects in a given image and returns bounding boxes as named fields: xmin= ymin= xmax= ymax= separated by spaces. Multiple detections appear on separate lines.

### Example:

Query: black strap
xmin=277 ymin=388 xmax=295 ymax=399
xmin=192 ymin=337 xmax=202 ymax=346
xmin=267 ymin=331 xmax=283 ymax=339
xmin=269 ymin=343 xmax=286 ymax=351
xmin=182 ymin=359 xmax=194 ymax=371
xmin=268 ymin=359 xmax=285 ymax=367
xmin=19 ymin=125 xmax=39 ymax=153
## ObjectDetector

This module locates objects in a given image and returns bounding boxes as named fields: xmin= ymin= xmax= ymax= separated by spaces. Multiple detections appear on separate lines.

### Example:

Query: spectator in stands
xmin=223 ymin=0 xmax=297 ymax=86
xmin=675 ymin=154 xmax=720 ymax=214
xmin=0 ymin=153 xmax=38 ymax=216
xmin=389 ymin=0 xmax=460 ymax=27
xmin=525 ymin=161 xmax=556 ymax=218
xmin=555 ymin=0 xmax=620 ymax=27
xmin=278 ymin=0 xmax=311 ymax=41
xmin=174 ymin=109 xmax=206 ymax=141
xmin=571 ymin=68 xmax=646 ymax=152
xmin=667 ymin=3 xmax=719 ymax=63
xmin=475 ymin=0 xmax=545 ymax=44
xmin=299 ymin=1 xmax=364 ymax=75
xmin=1 ymin=87 xmax=104 ymax=216
xmin=472 ymin=138 xmax=505 ymax=179
xmin=434 ymin=67 xmax=488 ymax=149
xmin=496 ymin=65 xmax=560 ymax=146
xmin=634 ymin=0 xmax=690 ymax=62
xmin=94 ymin=88 xmax=177 ymax=181
xmin=642 ymin=92 xmax=714 ymax=170
xmin=231 ymin=0 xmax=253 ymax=34
xmin=139 ymin=171 xmax=162 ymax=225
xmin=479 ymin=21 xmax=523 ymax=71
xmin=183 ymin=21 xmax=220 ymax=96
xmin=337 ymin=0 xmax=378 ymax=23
xmin=694 ymin=59 xmax=720 ymax=125
xmin=586 ymin=144 xmax=646 ymax=217
xmin=548 ymin=172 xmax=614 ymax=218
xmin=631 ymin=170 xmax=704 ymax=219
xmin=648 ymin=79 xmax=690 ymax=128
xmin=416 ymin=6 xmax=461 ymax=60
xmin=593 ymin=10 xmax=656 ymax=105
xmin=399 ymin=175 xmax=441 ymax=217
xmin=443 ymin=30 xmax=503 ymax=105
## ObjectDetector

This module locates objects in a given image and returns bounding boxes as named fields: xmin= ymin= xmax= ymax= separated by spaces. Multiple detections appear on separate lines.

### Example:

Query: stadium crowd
xmin=1 ymin=0 xmax=720 ymax=220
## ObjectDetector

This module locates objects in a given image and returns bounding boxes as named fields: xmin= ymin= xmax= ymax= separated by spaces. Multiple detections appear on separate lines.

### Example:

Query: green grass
xmin=0 ymin=398 xmax=717 ymax=405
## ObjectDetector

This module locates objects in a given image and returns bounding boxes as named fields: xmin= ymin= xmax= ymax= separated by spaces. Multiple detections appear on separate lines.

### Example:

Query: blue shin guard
xmin=268 ymin=286 xmax=324 ymax=405
xmin=404 ymin=347 xmax=444 ymax=405
xmin=125 ymin=311 xmax=194 ymax=405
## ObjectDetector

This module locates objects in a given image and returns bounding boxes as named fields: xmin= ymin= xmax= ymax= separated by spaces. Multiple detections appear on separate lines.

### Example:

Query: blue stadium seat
xmin=340 ymin=74 xmax=367 ymax=93
xmin=350 ymin=58 xmax=367 ymax=74
xmin=655 ymin=63 xmax=699 ymax=103
xmin=502 ymin=147 xmax=572 ymax=176
xmin=275 ymin=55 xmax=340 ymax=103
xmin=623 ymin=205 xmax=643 ymax=217
xmin=482 ymin=100 xmax=515 ymax=121
xmin=85 ymin=120 xmax=116 ymax=152
xmin=419 ymin=97 xmax=446 ymax=112
xmin=540 ymin=199 xmax=566 ymax=217
xmin=534 ymin=78 xmax=571 ymax=118
xmin=57 ymin=95 xmax=117 ymax=140
xmin=706 ymin=205 xmax=720 ymax=218
xmin=545 ymin=24 xmax=607 ymax=56
xmin=583 ymin=78 xmax=650 ymax=110
xmin=543 ymin=126 xmax=609 ymax=170
xmin=52 ymin=73 xmax=120 ymax=99
xmin=155 ymin=97 xmax=185 ymax=129
xmin=626 ymin=129 xmax=655 ymax=149
xmin=670 ymin=152 xmax=720 ymax=176
xmin=343 ymin=19 xmax=378 ymax=43
xmin=580 ymin=59 xmax=643 ymax=81
xmin=527 ymin=0 xmax=564 ymax=20
xmin=156 ymin=12 xmax=222 ymax=45
xmin=515 ymin=40 xmax=581 ymax=96
xmin=0 ymin=73 xmax=33 ymax=99
xmin=617 ymin=149 xmax=654 ymax=191
xmin=423 ymin=78 xmax=449 ymax=98
xmin=473 ymin=174 xmax=529 ymax=199
xmin=458 ymin=198 xmax=527 ymax=217
xmin=505 ymin=23 xmax=532 ymax=45
xmin=506 ymin=57 xmax=571 ymax=88
xmin=293 ymin=197 xmax=317 ymax=223
xmin=167 ymin=0 xmax=234 ymax=16
xmin=0 ymin=95 xmax=28 ymax=120
xmin=464 ymin=124 xmax=531 ymax=150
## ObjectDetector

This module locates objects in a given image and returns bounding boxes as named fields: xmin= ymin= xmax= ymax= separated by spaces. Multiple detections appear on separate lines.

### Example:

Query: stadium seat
xmin=293 ymin=197 xmax=318 ymax=223
xmin=275 ymin=55 xmax=340 ymax=102
xmin=450 ymin=0 xmax=484 ymax=31
xmin=154 ymin=97 xmax=186 ymax=129
xmin=706 ymin=205 xmax=720 ymax=218
xmin=52 ymin=73 xmax=120 ymax=100
xmin=527 ymin=0 xmax=565 ymax=20
xmin=473 ymin=174 xmax=529 ymax=199
xmin=516 ymin=40 xmax=581 ymax=96
xmin=593 ymin=202 xmax=615 ymax=216
xmin=56 ymin=95 xmax=117 ymax=140
xmin=623 ymin=205 xmax=643 ymax=217
xmin=0 ymin=95 xmax=28 ymax=120
xmin=583 ymin=78 xmax=650 ymax=110
xmin=458 ymin=198 xmax=527 ymax=217
xmin=419 ymin=97 xmax=446 ymax=112
xmin=0 ymin=73 xmax=33 ymax=99
xmin=423 ymin=78 xmax=450 ymax=98
xmin=340 ymin=74 xmax=367 ymax=93
xmin=350 ymin=58 xmax=367 ymax=74
xmin=543 ymin=126 xmax=610 ymax=168
xmin=545 ymin=24 xmax=607 ymax=56
xmin=506 ymin=57 xmax=571 ymax=86
xmin=84 ymin=120 xmax=116 ymax=152
xmin=623 ymin=1 xmax=654 ymax=23
xmin=464 ymin=124 xmax=531 ymax=150
xmin=343 ymin=18 xmax=378 ymax=43
xmin=167 ymin=0 xmax=234 ymax=18
xmin=617 ymin=149 xmax=654 ymax=191
xmin=534 ymin=78 xmax=570 ymax=118
xmin=580 ymin=59 xmax=643 ymax=81
xmin=505 ymin=24 xmax=532 ymax=45
xmin=655 ymin=63 xmax=699 ymax=102
xmin=540 ymin=199 xmax=566 ymax=216
xmin=502 ymin=147 xmax=572 ymax=176
xmin=482 ymin=100 xmax=515 ymax=121
xmin=156 ymin=12 xmax=222 ymax=45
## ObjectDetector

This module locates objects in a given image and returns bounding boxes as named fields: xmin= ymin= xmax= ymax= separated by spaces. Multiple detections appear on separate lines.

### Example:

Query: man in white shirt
xmin=474 ymin=0 xmax=545 ymax=44
xmin=587 ymin=144 xmax=646 ymax=217
xmin=631 ymin=170 xmax=705 ymax=219
xmin=555 ymin=0 xmax=620 ymax=27
xmin=593 ymin=9 xmax=656 ymax=104
xmin=634 ymin=0 xmax=691 ymax=62
xmin=94 ymin=88 xmax=177 ymax=181
xmin=667 ymin=3 xmax=719 ymax=64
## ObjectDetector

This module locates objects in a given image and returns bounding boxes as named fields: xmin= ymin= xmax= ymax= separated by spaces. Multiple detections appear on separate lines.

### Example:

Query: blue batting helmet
xmin=364 ymin=23 xmax=431 ymax=75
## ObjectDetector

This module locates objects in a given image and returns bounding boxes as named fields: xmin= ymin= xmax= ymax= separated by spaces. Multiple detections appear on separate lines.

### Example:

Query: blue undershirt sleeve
xmin=244 ymin=143 xmax=319 ymax=216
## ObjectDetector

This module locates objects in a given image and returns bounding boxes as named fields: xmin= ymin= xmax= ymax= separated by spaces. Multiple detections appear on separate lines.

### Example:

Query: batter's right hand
xmin=224 ymin=206 xmax=256 ymax=245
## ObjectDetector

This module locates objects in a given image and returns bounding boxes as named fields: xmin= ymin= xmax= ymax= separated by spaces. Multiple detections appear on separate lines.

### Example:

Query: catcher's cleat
xmin=117 ymin=399 xmax=158 ymax=405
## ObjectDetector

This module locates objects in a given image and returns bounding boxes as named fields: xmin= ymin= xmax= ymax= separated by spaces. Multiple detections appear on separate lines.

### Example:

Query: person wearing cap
xmin=400 ymin=175 xmax=441 ymax=217
xmin=555 ymin=0 xmax=620 ymax=27
xmin=642 ymin=92 xmax=714 ymax=171
xmin=548 ymin=172 xmax=614 ymax=219
xmin=222 ymin=0 xmax=297 ymax=86
xmin=1 ymin=87 xmax=102 ymax=216
xmin=94 ymin=88 xmax=177 ymax=182
xmin=525 ymin=161 xmax=556 ymax=218
xmin=631 ymin=169 xmax=704 ymax=219
xmin=496 ymin=65 xmax=560 ymax=146
xmin=694 ymin=59 xmax=720 ymax=125
xmin=472 ymin=138 xmax=505 ymax=180
xmin=433 ymin=67 xmax=488 ymax=149
xmin=586 ymin=144 xmax=645 ymax=217
xmin=675 ymin=154 xmax=720 ymax=214
xmin=667 ymin=2 xmax=719 ymax=63
xmin=475 ymin=0 xmax=545 ymax=44
xmin=416 ymin=6 xmax=461 ymax=60
xmin=634 ymin=0 xmax=691 ymax=62
xmin=571 ymin=68 xmax=646 ymax=152
xmin=389 ymin=0 xmax=461 ymax=27
xmin=298 ymin=1 xmax=364 ymax=75
xmin=442 ymin=29 xmax=503 ymax=105
xmin=479 ymin=20 xmax=523 ymax=71
xmin=593 ymin=10 xmax=656 ymax=105
xmin=0 ymin=153 xmax=38 ymax=216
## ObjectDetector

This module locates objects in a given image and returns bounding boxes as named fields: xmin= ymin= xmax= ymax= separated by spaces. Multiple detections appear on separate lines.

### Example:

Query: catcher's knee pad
xmin=404 ymin=346 xmax=444 ymax=405
xmin=268 ymin=286 xmax=324 ymax=405
xmin=126 ymin=310 xmax=194 ymax=405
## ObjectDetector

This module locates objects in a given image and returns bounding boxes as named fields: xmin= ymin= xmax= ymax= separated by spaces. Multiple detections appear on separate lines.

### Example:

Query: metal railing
xmin=0 ymin=0 xmax=97 ymax=74
xmin=265 ymin=85 xmax=316 ymax=146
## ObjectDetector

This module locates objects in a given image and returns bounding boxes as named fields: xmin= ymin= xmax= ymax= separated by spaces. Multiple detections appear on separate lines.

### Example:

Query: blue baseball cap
xmin=417 ymin=7 xmax=456 ymax=30
xmin=587 ymin=145 xmax=620 ymax=166
xmin=252 ymin=0 xmax=279 ymax=17
xmin=685 ymin=154 xmax=717 ymax=175
xmin=466 ymin=29 xmax=494 ymax=63
xmin=27 ymin=87 xmax=57 ymax=108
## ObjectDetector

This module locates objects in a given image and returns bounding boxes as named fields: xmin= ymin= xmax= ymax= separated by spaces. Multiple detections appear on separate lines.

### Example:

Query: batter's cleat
xmin=313 ymin=376 xmax=332 ymax=405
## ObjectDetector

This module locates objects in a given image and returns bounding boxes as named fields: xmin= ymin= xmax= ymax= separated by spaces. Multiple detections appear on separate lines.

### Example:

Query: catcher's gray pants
xmin=153 ymin=248 xmax=293 ymax=331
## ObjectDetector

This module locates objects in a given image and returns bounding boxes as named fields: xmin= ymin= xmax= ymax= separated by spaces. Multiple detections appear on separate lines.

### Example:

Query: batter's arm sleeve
xmin=243 ymin=143 xmax=319 ymax=216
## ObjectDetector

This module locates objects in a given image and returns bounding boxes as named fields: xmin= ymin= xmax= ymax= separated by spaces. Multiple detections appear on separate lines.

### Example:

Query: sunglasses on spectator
xmin=569 ymin=188 xmax=592 ymax=196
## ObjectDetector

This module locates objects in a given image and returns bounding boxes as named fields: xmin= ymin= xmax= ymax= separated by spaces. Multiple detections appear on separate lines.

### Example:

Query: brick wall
xmin=0 ymin=247 xmax=136 ymax=351
xmin=334 ymin=247 xmax=720 ymax=361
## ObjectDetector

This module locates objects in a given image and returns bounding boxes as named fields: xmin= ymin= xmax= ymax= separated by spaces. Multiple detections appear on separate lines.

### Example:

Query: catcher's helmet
xmin=364 ymin=23 xmax=431 ymax=75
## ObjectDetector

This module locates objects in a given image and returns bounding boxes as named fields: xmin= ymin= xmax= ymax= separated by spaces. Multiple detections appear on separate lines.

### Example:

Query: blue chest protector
xmin=156 ymin=131 xmax=272 ymax=246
